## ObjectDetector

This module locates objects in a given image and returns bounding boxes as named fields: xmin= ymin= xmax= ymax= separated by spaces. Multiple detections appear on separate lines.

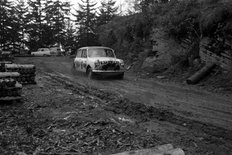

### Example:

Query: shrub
xmin=97 ymin=14 xmax=152 ymax=60
xmin=97 ymin=0 xmax=232 ymax=65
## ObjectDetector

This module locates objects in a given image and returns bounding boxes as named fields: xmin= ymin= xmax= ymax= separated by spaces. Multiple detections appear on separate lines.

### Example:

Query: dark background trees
xmin=26 ymin=0 xmax=45 ymax=50
xmin=96 ymin=0 xmax=232 ymax=62
xmin=0 ymin=0 xmax=15 ymax=50
xmin=26 ymin=0 xmax=71 ymax=50
xmin=2 ymin=0 xmax=230 ymax=59
xmin=0 ymin=0 xmax=119 ymax=53
xmin=97 ymin=0 xmax=118 ymax=26
xmin=45 ymin=0 xmax=71 ymax=45
xmin=0 ymin=0 xmax=73 ymax=52
xmin=73 ymin=0 xmax=98 ymax=47
xmin=15 ymin=0 xmax=29 ymax=51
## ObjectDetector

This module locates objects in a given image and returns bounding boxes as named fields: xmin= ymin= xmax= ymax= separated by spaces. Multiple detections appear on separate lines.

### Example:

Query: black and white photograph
xmin=0 ymin=0 xmax=232 ymax=154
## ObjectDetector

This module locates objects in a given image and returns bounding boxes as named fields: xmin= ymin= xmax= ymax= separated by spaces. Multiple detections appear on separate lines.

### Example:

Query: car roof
xmin=79 ymin=46 xmax=113 ymax=50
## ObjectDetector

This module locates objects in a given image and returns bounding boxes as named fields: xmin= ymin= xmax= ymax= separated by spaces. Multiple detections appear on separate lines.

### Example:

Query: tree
xmin=27 ymin=0 xmax=45 ymax=49
xmin=97 ymin=0 xmax=118 ymax=26
xmin=0 ymin=0 xmax=13 ymax=49
xmin=63 ymin=18 xmax=76 ymax=52
xmin=8 ymin=3 xmax=22 ymax=53
xmin=26 ymin=0 xmax=71 ymax=50
xmin=15 ymin=0 xmax=29 ymax=50
xmin=74 ymin=0 xmax=98 ymax=47
xmin=44 ymin=0 xmax=71 ymax=45
xmin=125 ymin=0 xmax=157 ymax=14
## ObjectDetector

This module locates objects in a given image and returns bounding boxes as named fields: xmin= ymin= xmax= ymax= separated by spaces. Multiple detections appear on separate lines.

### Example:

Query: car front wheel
xmin=86 ymin=67 xmax=94 ymax=79
xmin=117 ymin=73 xmax=124 ymax=80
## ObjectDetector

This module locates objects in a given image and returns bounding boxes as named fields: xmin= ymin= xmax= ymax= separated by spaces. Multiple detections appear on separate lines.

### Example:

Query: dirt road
xmin=17 ymin=57 xmax=232 ymax=130
xmin=8 ymin=56 xmax=231 ymax=154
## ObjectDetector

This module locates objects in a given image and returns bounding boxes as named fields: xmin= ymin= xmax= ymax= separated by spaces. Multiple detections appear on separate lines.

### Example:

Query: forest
xmin=1 ymin=0 xmax=232 ymax=60
xmin=0 ymin=0 xmax=118 ymax=52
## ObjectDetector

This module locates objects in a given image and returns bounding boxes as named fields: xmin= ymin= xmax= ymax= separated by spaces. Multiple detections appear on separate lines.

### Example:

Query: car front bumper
xmin=92 ymin=70 xmax=124 ymax=76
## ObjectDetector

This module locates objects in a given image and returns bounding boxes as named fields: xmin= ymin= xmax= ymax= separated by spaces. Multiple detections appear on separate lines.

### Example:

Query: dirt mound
xmin=105 ymin=98 xmax=232 ymax=142
xmin=105 ymin=99 xmax=173 ymax=122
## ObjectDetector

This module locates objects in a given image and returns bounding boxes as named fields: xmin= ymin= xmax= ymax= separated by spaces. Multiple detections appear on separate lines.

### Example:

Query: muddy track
xmin=16 ymin=57 xmax=232 ymax=131
xmin=44 ymin=72 xmax=232 ymax=143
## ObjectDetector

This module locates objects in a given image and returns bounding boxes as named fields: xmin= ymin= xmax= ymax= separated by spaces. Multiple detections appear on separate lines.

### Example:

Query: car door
xmin=80 ymin=49 xmax=87 ymax=72
xmin=74 ymin=49 xmax=82 ymax=71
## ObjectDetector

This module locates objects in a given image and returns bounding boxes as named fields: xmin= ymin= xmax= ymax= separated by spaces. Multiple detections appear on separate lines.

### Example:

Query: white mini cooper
xmin=73 ymin=46 xmax=125 ymax=79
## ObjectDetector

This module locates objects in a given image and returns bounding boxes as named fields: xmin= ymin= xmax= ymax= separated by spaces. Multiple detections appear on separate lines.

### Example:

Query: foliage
xmin=26 ymin=0 xmax=71 ymax=50
xmin=15 ymin=0 xmax=29 ymax=49
xmin=200 ymin=1 xmax=232 ymax=38
xmin=147 ymin=0 xmax=232 ymax=41
xmin=63 ymin=20 xmax=76 ymax=52
xmin=0 ymin=0 xmax=72 ymax=51
xmin=97 ymin=14 xmax=151 ymax=61
xmin=147 ymin=0 xmax=201 ymax=41
xmin=44 ymin=0 xmax=71 ymax=45
xmin=1 ymin=0 xmax=232 ymax=58
xmin=97 ymin=0 xmax=118 ymax=26
xmin=97 ymin=0 xmax=232 ymax=63
xmin=73 ymin=0 xmax=99 ymax=47
xmin=0 ymin=0 xmax=16 ymax=49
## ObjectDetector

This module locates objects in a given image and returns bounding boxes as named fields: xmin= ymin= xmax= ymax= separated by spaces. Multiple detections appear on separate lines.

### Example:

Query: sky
xmin=68 ymin=0 xmax=124 ymax=6
xmin=66 ymin=0 xmax=129 ymax=14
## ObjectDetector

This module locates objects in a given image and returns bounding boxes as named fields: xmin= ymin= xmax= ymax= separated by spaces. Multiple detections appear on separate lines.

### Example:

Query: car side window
xmin=81 ymin=49 xmax=87 ymax=58
xmin=76 ymin=50 xmax=81 ymax=58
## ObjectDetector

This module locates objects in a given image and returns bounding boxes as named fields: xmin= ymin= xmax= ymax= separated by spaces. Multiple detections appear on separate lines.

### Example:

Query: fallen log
xmin=186 ymin=63 xmax=216 ymax=84
xmin=112 ymin=144 xmax=185 ymax=155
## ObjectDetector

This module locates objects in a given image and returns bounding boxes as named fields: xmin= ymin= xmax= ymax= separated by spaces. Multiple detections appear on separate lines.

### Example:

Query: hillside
xmin=97 ymin=0 xmax=232 ymax=92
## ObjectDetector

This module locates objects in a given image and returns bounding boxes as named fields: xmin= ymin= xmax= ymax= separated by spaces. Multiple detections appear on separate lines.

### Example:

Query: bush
xmin=97 ymin=0 xmax=232 ymax=66
xmin=97 ymin=14 xmax=152 ymax=60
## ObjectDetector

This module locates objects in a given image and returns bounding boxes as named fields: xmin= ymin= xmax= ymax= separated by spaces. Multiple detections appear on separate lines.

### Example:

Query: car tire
xmin=117 ymin=73 xmax=124 ymax=80
xmin=86 ymin=67 xmax=94 ymax=79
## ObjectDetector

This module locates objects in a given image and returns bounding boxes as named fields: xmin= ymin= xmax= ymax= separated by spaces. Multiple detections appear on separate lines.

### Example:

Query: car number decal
xmin=80 ymin=61 xmax=87 ymax=69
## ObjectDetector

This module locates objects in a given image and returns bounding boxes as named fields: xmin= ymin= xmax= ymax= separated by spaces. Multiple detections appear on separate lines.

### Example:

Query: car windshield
xmin=88 ymin=48 xmax=115 ymax=58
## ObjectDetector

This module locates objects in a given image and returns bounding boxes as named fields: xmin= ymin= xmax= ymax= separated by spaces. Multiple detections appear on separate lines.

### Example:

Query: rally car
xmin=73 ymin=46 xmax=125 ymax=79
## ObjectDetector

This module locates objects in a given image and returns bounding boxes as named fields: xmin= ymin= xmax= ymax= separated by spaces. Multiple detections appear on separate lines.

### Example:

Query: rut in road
xmin=44 ymin=72 xmax=232 ymax=142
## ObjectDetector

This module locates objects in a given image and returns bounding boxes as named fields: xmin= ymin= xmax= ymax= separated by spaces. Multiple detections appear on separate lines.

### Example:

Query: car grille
xmin=101 ymin=61 xmax=120 ymax=71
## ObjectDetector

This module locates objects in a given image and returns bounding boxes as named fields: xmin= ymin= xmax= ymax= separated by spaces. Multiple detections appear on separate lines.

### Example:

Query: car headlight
xmin=120 ymin=60 xmax=124 ymax=66
xmin=94 ymin=60 xmax=101 ymax=68
xmin=120 ymin=60 xmax=125 ymax=67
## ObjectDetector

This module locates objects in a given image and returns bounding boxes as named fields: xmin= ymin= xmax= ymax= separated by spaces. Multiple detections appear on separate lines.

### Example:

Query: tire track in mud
xmin=43 ymin=72 xmax=232 ymax=143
